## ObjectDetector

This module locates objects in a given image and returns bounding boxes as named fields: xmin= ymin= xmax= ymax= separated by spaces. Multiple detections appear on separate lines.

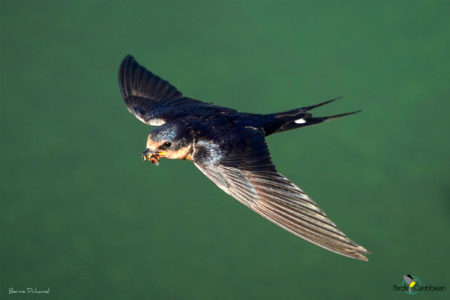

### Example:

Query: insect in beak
xmin=141 ymin=149 xmax=166 ymax=166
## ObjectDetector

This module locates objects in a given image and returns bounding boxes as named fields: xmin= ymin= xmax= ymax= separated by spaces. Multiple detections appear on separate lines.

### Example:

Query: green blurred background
xmin=1 ymin=1 xmax=449 ymax=299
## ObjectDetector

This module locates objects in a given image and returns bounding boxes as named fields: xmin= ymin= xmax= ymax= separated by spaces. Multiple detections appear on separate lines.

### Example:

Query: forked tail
xmin=263 ymin=97 xmax=360 ymax=135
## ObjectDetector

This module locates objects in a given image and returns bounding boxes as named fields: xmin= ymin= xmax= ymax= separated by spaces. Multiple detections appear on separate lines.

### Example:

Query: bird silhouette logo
xmin=403 ymin=274 xmax=421 ymax=294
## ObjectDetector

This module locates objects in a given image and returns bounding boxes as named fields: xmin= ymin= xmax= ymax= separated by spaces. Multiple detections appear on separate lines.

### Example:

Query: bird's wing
xmin=118 ymin=55 xmax=235 ymax=126
xmin=193 ymin=127 xmax=370 ymax=261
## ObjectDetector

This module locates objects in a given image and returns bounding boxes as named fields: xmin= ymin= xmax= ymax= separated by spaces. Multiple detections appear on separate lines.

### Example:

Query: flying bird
xmin=118 ymin=55 xmax=370 ymax=261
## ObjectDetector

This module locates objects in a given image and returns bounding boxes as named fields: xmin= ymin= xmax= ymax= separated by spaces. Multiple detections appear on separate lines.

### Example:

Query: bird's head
xmin=142 ymin=121 xmax=194 ymax=165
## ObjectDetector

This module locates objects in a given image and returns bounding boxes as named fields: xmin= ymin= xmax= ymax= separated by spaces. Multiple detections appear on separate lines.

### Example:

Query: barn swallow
xmin=118 ymin=55 xmax=370 ymax=261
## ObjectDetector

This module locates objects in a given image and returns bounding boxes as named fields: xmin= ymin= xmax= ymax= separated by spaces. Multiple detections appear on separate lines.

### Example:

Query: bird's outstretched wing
xmin=119 ymin=55 xmax=235 ymax=126
xmin=193 ymin=127 xmax=370 ymax=261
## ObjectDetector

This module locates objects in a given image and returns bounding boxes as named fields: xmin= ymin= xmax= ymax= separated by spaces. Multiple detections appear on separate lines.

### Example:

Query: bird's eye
xmin=164 ymin=142 xmax=172 ymax=148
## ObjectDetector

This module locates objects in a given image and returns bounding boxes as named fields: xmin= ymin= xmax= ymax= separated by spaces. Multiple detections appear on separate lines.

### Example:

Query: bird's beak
xmin=141 ymin=149 xmax=165 ymax=166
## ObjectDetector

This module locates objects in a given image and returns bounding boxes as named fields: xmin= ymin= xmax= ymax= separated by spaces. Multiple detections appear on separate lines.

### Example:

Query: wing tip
xmin=118 ymin=54 xmax=182 ymax=102
xmin=118 ymin=55 xmax=137 ymax=99
xmin=343 ymin=244 xmax=371 ymax=261
xmin=120 ymin=55 xmax=136 ymax=70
